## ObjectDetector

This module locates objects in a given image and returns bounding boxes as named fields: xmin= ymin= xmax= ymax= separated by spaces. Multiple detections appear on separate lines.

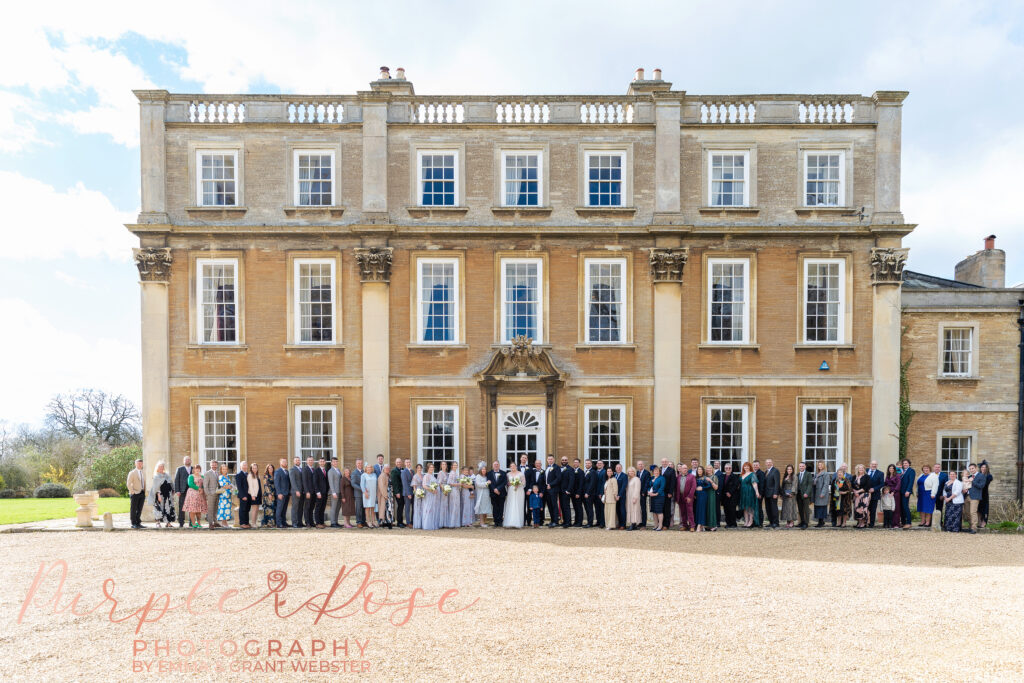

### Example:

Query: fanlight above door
xmin=503 ymin=410 xmax=540 ymax=430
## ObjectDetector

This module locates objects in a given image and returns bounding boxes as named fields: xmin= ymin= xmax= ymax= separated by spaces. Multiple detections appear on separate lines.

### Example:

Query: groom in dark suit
xmin=558 ymin=456 xmax=574 ymax=528
xmin=542 ymin=455 xmax=561 ymax=527
xmin=614 ymin=464 xmax=628 ymax=529
xmin=487 ymin=461 xmax=508 ymax=527
xmin=582 ymin=460 xmax=598 ymax=527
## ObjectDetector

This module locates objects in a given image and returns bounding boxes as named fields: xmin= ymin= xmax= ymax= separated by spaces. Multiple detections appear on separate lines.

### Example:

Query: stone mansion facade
xmin=128 ymin=68 xmax=1022 ymax=504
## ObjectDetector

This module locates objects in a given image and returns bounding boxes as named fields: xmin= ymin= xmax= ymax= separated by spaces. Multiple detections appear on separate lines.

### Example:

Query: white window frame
xmin=197 ymin=405 xmax=240 ymax=471
xmin=803 ymin=150 xmax=846 ymax=207
xmin=584 ymin=150 xmax=627 ymax=207
xmin=500 ymin=150 xmax=543 ymax=207
xmin=416 ymin=149 xmax=460 ymax=207
xmin=195 ymin=149 xmax=239 ymax=207
xmin=802 ymin=258 xmax=846 ymax=344
xmin=292 ymin=149 xmax=336 ymax=207
xmin=583 ymin=403 xmax=626 ymax=469
xmin=500 ymin=257 xmax=544 ymax=343
xmin=937 ymin=433 xmax=973 ymax=474
xmin=940 ymin=326 xmax=974 ymax=378
xmin=707 ymin=150 xmax=750 ymax=207
xmin=196 ymin=257 xmax=239 ymax=345
xmin=292 ymin=258 xmax=337 ymax=345
xmin=706 ymin=404 xmax=749 ymax=469
xmin=293 ymin=404 xmax=337 ymax=462
xmin=584 ymin=257 xmax=627 ymax=344
xmin=416 ymin=257 xmax=460 ymax=344
xmin=802 ymin=404 xmax=845 ymax=471
xmin=416 ymin=404 xmax=460 ymax=466
xmin=707 ymin=257 xmax=750 ymax=344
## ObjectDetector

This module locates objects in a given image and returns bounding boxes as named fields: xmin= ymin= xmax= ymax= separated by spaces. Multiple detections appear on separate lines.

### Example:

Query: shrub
xmin=12 ymin=488 xmax=30 ymax=499
xmin=97 ymin=488 xmax=120 ymax=498
xmin=34 ymin=482 xmax=72 ymax=498
xmin=0 ymin=489 xmax=14 ymax=498
xmin=0 ymin=461 xmax=31 ymax=490
xmin=0 ymin=472 xmax=5 ymax=489
xmin=82 ymin=444 xmax=140 ymax=496
xmin=41 ymin=464 xmax=74 ymax=487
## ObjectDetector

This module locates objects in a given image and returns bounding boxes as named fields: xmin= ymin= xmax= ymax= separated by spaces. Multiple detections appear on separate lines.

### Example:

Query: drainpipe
xmin=1017 ymin=299 xmax=1024 ymax=505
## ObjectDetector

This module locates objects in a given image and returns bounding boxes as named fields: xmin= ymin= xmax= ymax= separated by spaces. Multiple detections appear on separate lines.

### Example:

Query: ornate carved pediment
xmin=869 ymin=247 xmax=908 ymax=284
xmin=133 ymin=247 xmax=172 ymax=282
xmin=649 ymin=247 xmax=688 ymax=283
xmin=478 ymin=336 xmax=563 ymax=381
xmin=353 ymin=247 xmax=393 ymax=282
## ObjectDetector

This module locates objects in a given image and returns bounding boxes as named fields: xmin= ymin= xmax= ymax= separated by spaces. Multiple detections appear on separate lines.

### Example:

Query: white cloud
xmin=0 ymin=298 xmax=140 ymax=426
xmin=55 ymin=270 xmax=99 ymax=290
xmin=0 ymin=171 xmax=136 ymax=261
xmin=0 ymin=91 xmax=45 ymax=152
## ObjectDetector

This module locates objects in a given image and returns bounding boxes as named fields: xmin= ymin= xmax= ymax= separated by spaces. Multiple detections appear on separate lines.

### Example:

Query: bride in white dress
xmin=503 ymin=462 xmax=526 ymax=528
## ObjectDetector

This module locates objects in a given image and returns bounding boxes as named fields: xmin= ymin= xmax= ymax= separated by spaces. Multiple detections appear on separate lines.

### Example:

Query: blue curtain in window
xmin=424 ymin=283 xmax=452 ymax=341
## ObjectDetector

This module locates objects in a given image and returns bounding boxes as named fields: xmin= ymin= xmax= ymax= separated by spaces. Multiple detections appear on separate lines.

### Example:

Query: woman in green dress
xmin=739 ymin=461 xmax=761 ymax=528
xmin=704 ymin=468 xmax=719 ymax=530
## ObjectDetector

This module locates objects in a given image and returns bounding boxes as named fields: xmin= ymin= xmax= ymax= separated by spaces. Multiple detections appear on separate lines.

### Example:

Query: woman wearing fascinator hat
xmin=978 ymin=461 xmax=993 ymax=528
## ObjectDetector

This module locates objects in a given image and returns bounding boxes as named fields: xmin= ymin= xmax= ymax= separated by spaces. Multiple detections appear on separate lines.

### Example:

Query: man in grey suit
xmin=328 ymin=456 xmax=343 ymax=528
xmin=351 ymin=458 xmax=364 ymax=527
xmin=202 ymin=461 xmax=220 ymax=528
xmin=400 ymin=460 xmax=414 ymax=528
xmin=796 ymin=461 xmax=814 ymax=529
xmin=173 ymin=456 xmax=192 ymax=528
xmin=288 ymin=456 xmax=305 ymax=528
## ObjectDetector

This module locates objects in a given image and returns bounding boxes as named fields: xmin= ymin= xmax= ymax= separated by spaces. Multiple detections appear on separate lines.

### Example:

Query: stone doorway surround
xmin=478 ymin=336 xmax=565 ymax=466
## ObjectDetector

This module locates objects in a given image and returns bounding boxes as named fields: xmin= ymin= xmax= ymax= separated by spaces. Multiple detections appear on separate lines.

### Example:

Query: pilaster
xmin=872 ymin=91 xmax=909 ymax=225
xmin=134 ymin=90 xmax=169 ymax=224
xmin=870 ymin=246 xmax=908 ymax=466
xmin=650 ymin=246 xmax=688 ymax=463
xmin=355 ymin=248 xmax=393 ymax=461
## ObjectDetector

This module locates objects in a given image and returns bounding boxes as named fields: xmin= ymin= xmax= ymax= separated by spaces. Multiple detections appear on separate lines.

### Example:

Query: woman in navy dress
xmin=694 ymin=465 xmax=709 ymax=531
xmin=648 ymin=465 xmax=666 ymax=530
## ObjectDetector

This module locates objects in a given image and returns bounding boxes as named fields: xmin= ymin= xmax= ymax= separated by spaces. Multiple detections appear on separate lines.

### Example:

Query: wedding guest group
xmin=135 ymin=454 xmax=997 ymax=533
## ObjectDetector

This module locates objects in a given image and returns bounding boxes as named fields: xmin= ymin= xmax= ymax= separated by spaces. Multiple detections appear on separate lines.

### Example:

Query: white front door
xmin=498 ymin=406 xmax=545 ymax=469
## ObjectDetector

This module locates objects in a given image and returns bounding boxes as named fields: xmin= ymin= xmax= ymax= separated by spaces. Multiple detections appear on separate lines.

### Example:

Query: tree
xmin=46 ymin=389 xmax=141 ymax=446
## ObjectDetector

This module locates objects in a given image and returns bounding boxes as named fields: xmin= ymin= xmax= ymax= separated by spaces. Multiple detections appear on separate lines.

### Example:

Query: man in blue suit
xmin=899 ymin=458 xmax=915 ymax=528
xmin=235 ymin=461 xmax=251 ymax=528
xmin=866 ymin=460 xmax=885 ymax=528
xmin=582 ymin=459 xmax=599 ymax=527
xmin=302 ymin=456 xmax=317 ymax=528
xmin=273 ymin=458 xmax=291 ymax=527
xmin=614 ymin=463 xmax=628 ymax=529
xmin=636 ymin=460 xmax=651 ymax=528
xmin=593 ymin=460 xmax=607 ymax=528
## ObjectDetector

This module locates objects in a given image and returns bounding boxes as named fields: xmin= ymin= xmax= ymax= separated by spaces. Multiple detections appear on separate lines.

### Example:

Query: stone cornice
xmin=869 ymin=247 xmax=909 ymax=284
xmin=133 ymin=247 xmax=173 ymax=282
xmin=649 ymin=247 xmax=688 ymax=283
xmin=353 ymin=247 xmax=393 ymax=282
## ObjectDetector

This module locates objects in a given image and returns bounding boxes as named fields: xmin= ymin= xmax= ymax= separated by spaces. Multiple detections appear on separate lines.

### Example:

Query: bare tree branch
xmin=46 ymin=389 xmax=141 ymax=446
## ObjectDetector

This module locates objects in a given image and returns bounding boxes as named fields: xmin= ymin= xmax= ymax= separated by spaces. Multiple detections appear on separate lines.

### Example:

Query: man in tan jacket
xmin=126 ymin=459 xmax=146 ymax=529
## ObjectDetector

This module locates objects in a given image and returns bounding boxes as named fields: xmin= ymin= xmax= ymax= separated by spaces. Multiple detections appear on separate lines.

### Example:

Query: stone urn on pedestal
xmin=74 ymin=493 xmax=94 ymax=528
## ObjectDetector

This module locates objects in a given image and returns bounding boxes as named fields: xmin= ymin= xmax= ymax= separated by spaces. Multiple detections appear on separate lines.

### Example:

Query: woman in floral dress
xmin=216 ymin=463 xmax=235 ymax=524
xmin=182 ymin=464 xmax=207 ymax=528
xmin=261 ymin=463 xmax=277 ymax=528
xmin=377 ymin=464 xmax=394 ymax=529
xmin=421 ymin=463 xmax=440 ymax=531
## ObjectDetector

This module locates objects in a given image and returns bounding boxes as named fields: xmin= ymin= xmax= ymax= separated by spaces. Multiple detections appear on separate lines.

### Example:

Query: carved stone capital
xmin=869 ymin=247 xmax=908 ymax=284
xmin=649 ymin=247 xmax=688 ymax=283
xmin=353 ymin=247 xmax=393 ymax=283
xmin=133 ymin=247 xmax=173 ymax=282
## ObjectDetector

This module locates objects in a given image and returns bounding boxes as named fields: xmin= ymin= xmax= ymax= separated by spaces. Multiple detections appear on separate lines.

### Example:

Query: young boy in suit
xmin=529 ymin=485 xmax=543 ymax=528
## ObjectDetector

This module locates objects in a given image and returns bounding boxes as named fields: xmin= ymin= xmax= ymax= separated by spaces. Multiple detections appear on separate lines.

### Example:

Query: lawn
xmin=0 ymin=497 xmax=130 ymax=525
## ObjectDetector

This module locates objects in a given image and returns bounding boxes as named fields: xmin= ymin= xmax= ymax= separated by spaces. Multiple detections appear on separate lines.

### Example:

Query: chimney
xmin=370 ymin=65 xmax=415 ymax=95
xmin=653 ymin=68 xmax=662 ymax=81
xmin=378 ymin=66 xmax=391 ymax=80
xmin=395 ymin=67 xmax=406 ymax=80
xmin=634 ymin=67 xmax=645 ymax=81
xmin=955 ymin=235 xmax=1006 ymax=288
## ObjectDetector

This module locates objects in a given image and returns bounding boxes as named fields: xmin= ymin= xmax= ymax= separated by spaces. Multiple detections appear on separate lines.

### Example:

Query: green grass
xmin=0 ymin=497 xmax=130 ymax=525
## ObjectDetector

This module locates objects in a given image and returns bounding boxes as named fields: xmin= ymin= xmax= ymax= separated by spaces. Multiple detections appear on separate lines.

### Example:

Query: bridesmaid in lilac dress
xmin=436 ymin=462 xmax=449 ymax=528
xmin=460 ymin=466 xmax=475 ymax=526
xmin=446 ymin=460 xmax=462 ymax=528
xmin=421 ymin=464 xmax=439 ymax=531
xmin=411 ymin=464 xmax=424 ymax=530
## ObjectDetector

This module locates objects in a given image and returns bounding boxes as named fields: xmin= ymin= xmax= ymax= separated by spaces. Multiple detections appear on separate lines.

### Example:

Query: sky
xmin=0 ymin=0 xmax=1021 ymax=427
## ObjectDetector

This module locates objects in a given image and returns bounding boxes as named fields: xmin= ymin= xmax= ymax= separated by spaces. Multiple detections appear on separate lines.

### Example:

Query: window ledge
xmin=697 ymin=343 xmax=760 ymax=350
xmin=575 ymin=206 xmax=636 ymax=217
xmin=186 ymin=343 xmax=249 ymax=350
xmin=575 ymin=343 xmax=636 ymax=351
xmin=490 ymin=342 xmax=551 ymax=349
xmin=698 ymin=206 xmax=759 ymax=216
xmin=794 ymin=206 xmax=855 ymax=217
xmin=937 ymin=375 xmax=980 ymax=382
xmin=793 ymin=343 xmax=856 ymax=350
xmin=283 ymin=344 xmax=345 ymax=350
xmin=491 ymin=206 xmax=553 ymax=218
xmin=406 ymin=206 xmax=469 ymax=219
xmin=185 ymin=206 xmax=248 ymax=218
xmin=283 ymin=206 xmax=346 ymax=218
xmin=406 ymin=343 xmax=469 ymax=350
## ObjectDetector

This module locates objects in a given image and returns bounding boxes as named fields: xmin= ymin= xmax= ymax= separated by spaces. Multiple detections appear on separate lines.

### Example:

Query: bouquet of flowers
xmin=459 ymin=475 xmax=473 ymax=487
xmin=442 ymin=484 xmax=453 ymax=496
xmin=427 ymin=482 xmax=438 ymax=492
xmin=509 ymin=476 xmax=522 ymax=489
xmin=415 ymin=488 xmax=426 ymax=499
